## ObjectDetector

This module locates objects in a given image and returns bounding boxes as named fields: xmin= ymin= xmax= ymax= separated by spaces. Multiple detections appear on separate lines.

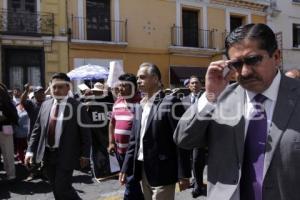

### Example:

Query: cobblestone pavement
xmin=0 ymin=163 xmax=206 ymax=200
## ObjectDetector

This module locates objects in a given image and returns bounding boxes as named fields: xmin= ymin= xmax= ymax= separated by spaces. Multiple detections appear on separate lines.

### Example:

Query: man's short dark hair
xmin=189 ymin=75 xmax=199 ymax=81
xmin=118 ymin=73 xmax=137 ymax=91
xmin=139 ymin=62 xmax=161 ymax=81
xmin=51 ymin=73 xmax=71 ymax=82
xmin=225 ymin=23 xmax=278 ymax=59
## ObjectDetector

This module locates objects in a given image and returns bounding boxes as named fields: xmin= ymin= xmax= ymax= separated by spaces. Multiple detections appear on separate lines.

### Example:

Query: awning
xmin=169 ymin=66 xmax=207 ymax=86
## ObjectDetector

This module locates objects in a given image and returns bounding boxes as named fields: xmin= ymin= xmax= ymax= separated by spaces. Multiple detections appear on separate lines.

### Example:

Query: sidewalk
xmin=0 ymin=163 xmax=206 ymax=200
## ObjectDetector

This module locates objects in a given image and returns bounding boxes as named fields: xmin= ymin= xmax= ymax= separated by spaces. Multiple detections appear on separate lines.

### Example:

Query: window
xmin=293 ymin=24 xmax=300 ymax=48
xmin=86 ymin=0 xmax=111 ymax=41
xmin=292 ymin=0 xmax=300 ymax=3
xmin=3 ymin=48 xmax=44 ymax=89
xmin=7 ymin=0 xmax=37 ymax=34
xmin=182 ymin=9 xmax=199 ymax=47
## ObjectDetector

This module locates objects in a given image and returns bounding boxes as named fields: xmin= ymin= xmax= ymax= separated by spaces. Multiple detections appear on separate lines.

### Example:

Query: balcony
xmin=70 ymin=16 xmax=127 ymax=44
xmin=171 ymin=26 xmax=216 ymax=49
xmin=0 ymin=9 xmax=54 ymax=36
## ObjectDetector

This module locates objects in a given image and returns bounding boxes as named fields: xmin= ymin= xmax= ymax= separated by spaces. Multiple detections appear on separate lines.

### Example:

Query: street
xmin=0 ymin=163 xmax=206 ymax=200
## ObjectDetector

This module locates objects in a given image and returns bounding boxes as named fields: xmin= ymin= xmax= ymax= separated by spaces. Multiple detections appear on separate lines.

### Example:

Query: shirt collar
xmin=191 ymin=92 xmax=200 ymax=97
xmin=53 ymin=96 xmax=69 ymax=104
xmin=246 ymin=70 xmax=281 ymax=102
xmin=140 ymin=90 xmax=161 ymax=105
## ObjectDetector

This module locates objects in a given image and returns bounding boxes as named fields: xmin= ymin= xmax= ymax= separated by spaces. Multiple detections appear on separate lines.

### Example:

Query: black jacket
xmin=0 ymin=83 xmax=18 ymax=130
xmin=122 ymin=91 xmax=191 ymax=186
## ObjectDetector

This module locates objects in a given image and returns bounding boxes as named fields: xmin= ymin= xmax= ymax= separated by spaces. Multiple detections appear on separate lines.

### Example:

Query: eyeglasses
xmin=228 ymin=55 xmax=265 ymax=70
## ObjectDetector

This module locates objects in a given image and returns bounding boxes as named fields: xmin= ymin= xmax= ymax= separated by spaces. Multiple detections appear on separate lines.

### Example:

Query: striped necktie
xmin=47 ymin=103 xmax=59 ymax=147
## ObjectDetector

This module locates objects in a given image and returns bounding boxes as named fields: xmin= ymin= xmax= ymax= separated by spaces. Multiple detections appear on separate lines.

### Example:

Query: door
xmin=7 ymin=0 xmax=37 ymax=35
xmin=3 ymin=48 xmax=44 ymax=89
xmin=86 ymin=0 xmax=111 ymax=41
xmin=182 ymin=10 xmax=199 ymax=47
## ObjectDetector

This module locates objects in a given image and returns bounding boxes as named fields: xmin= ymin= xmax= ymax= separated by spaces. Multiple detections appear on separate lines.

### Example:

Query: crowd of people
xmin=1 ymin=23 xmax=300 ymax=200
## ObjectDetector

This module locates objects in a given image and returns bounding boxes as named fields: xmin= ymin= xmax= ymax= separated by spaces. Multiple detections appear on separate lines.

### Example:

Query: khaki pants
xmin=141 ymin=168 xmax=176 ymax=200
xmin=0 ymin=132 xmax=16 ymax=179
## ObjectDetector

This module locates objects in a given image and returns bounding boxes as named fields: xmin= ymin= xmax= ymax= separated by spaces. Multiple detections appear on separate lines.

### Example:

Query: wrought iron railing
xmin=0 ymin=9 xmax=54 ymax=36
xmin=171 ymin=25 xmax=216 ymax=49
xmin=70 ymin=16 xmax=127 ymax=42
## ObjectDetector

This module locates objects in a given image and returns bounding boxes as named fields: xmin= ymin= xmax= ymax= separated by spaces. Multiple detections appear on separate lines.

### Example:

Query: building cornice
xmin=210 ymin=0 xmax=269 ymax=12
xmin=169 ymin=45 xmax=223 ymax=57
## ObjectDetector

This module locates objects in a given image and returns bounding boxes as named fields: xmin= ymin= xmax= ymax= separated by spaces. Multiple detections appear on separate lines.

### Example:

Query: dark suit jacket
xmin=27 ymin=97 xmax=91 ymax=170
xmin=174 ymin=75 xmax=300 ymax=200
xmin=0 ymin=84 xmax=18 ymax=129
xmin=181 ymin=92 xmax=203 ymax=111
xmin=122 ymin=91 xmax=191 ymax=186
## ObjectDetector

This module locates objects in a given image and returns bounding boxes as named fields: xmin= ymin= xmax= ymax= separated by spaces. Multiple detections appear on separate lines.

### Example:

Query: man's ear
xmin=273 ymin=49 xmax=281 ymax=67
xmin=153 ymin=75 xmax=160 ymax=84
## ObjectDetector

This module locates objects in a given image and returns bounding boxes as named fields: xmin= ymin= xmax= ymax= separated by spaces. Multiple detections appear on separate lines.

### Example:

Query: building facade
xmin=0 ymin=0 xmax=69 ymax=89
xmin=68 ymin=0 xmax=269 ymax=88
xmin=0 ymin=0 xmax=269 ymax=89
xmin=267 ymin=0 xmax=300 ymax=71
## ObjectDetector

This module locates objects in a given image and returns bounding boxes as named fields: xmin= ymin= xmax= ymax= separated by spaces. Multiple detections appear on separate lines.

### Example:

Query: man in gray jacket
xmin=174 ymin=23 xmax=300 ymax=200
xmin=25 ymin=73 xmax=91 ymax=200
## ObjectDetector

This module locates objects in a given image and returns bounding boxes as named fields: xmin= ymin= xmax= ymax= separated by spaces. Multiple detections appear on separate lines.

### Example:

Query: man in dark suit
xmin=119 ymin=62 xmax=191 ymax=200
xmin=181 ymin=75 xmax=206 ymax=198
xmin=25 ymin=73 xmax=91 ymax=200
xmin=174 ymin=23 xmax=300 ymax=200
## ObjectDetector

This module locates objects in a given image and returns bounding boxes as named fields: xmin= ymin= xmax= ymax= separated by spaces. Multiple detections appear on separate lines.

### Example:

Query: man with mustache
xmin=25 ymin=73 xmax=91 ymax=199
xmin=174 ymin=23 xmax=300 ymax=200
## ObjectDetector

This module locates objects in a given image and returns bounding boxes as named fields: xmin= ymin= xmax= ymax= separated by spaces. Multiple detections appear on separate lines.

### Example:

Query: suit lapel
xmin=144 ymin=91 xmax=164 ymax=133
xmin=45 ymin=99 xmax=54 ymax=132
xmin=217 ymin=84 xmax=246 ymax=165
xmin=135 ymin=104 xmax=143 ymax=143
xmin=232 ymin=86 xmax=246 ymax=165
xmin=263 ymin=76 xmax=299 ymax=179
xmin=181 ymin=95 xmax=191 ymax=110
xmin=61 ymin=98 xmax=71 ymax=134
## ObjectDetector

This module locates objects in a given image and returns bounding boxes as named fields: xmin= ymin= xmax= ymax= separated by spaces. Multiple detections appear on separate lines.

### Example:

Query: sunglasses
xmin=228 ymin=55 xmax=264 ymax=69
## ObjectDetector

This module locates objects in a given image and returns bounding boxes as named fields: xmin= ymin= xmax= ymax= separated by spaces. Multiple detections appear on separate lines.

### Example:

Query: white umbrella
xmin=67 ymin=64 xmax=109 ymax=80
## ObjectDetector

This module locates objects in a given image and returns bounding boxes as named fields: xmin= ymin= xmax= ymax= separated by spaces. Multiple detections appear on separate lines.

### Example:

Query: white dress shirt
xmin=25 ymin=97 xmax=68 ymax=157
xmin=137 ymin=90 xmax=161 ymax=161
xmin=47 ymin=97 xmax=68 ymax=148
xmin=244 ymin=72 xmax=280 ymax=137
xmin=190 ymin=92 xmax=200 ymax=104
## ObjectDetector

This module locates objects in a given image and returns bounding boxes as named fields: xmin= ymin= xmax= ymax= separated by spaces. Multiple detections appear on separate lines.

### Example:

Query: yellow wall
xmin=45 ymin=42 xmax=69 ymax=83
xmin=252 ymin=14 xmax=266 ymax=24
xmin=67 ymin=0 xmax=268 ymax=87
xmin=207 ymin=7 xmax=226 ymax=50
xmin=42 ymin=0 xmax=67 ymax=36
xmin=120 ymin=0 xmax=176 ymax=50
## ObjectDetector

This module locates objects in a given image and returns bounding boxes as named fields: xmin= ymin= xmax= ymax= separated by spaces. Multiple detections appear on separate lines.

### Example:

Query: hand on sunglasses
xmin=205 ymin=60 xmax=235 ymax=102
